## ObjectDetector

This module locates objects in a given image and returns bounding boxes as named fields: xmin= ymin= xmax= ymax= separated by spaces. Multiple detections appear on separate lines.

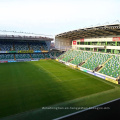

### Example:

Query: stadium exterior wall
xmin=55 ymin=37 xmax=72 ymax=51
xmin=55 ymin=36 xmax=120 ymax=50
xmin=74 ymin=36 xmax=120 ymax=42
xmin=72 ymin=45 xmax=120 ymax=50
xmin=72 ymin=36 xmax=120 ymax=52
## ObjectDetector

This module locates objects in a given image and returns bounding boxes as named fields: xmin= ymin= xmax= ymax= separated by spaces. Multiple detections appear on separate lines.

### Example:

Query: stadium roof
xmin=56 ymin=24 xmax=120 ymax=40
xmin=0 ymin=31 xmax=53 ymax=41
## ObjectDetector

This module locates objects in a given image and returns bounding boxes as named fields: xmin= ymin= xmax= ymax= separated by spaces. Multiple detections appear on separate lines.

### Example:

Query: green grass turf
xmin=0 ymin=60 xmax=118 ymax=119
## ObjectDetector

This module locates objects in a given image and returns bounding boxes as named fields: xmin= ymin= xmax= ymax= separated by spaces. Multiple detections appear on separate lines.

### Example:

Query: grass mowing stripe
xmin=58 ymin=77 xmax=92 ymax=82
xmin=52 ymin=60 xmax=118 ymax=88
xmin=0 ymin=60 xmax=116 ymax=119
xmin=34 ymin=61 xmax=91 ymax=82
xmin=45 ymin=60 xmax=117 ymax=89
xmin=37 ymin=62 xmax=61 ymax=81
xmin=1 ymin=83 xmax=119 ymax=120
xmin=77 ymin=69 xmax=118 ymax=89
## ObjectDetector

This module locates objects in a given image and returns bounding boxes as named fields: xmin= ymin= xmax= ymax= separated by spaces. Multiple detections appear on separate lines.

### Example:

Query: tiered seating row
xmin=50 ymin=52 xmax=62 ymax=58
xmin=70 ymin=51 xmax=93 ymax=65
xmin=15 ymin=54 xmax=31 ymax=59
xmin=0 ymin=54 xmax=14 ymax=60
xmin=56 ymin=52 xmax=62 ymax=57
xmin=29 ymin=42 xmax=42 ymax=51
xmin=58 ymin=50 xmax=120 ymax=78
xmin=31 ymin=54 xmax=45 ymax=59
xmin=62 ymin=50 xmax=81 ymax=62
xmin=14 ymin=42 xmax=29 ymax=51
xmin=58 ymin=50 xmax=71 ymax=59
xmin=0 ymin=41 xmax=48 ymax=51
xmin=0 ymin=52 xmax=61 ymax=60
xmin=0 ymin=42 xmax=13 ymax=51
xmin=100 ymin=55 xmax=120 ymax=78
xmin=82 ymin=53 xmax=111 ymax=70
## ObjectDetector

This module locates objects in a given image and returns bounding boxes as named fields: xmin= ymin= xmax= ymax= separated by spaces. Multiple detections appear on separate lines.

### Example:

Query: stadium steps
xmin=60 ymin=56 xmax=65 ymax=60
xmin=70 ymin=51 xmax=93 ymax=65
xmin=57 ymin=50 xmax=70 ymax=59
xmin=81 ymin=53 xmax=95 ymax=66
xmin=30 ymin=54 xmax=33 ymax=59
xmin=28 ymin=43 xmax=30 ymax=50
xmin=117 ymin=75 xmax=120 ymax=80
xmin=54 ymin=52 xmax=59 ymax=58
xmin=68 ymin=58 xmax=74 ymax=62
xmin=78 ymin=61 xmax=85 ymax=66
xmin=118 ymin=78 xmax=120 ymax=84
xmin=50 ymin=52 xmax=60 ymax=58
xmin=49 ymin=52 xmax=55 ymax=59
xmin=97 ymin=55 xmax=113 ymax=72
xmin=67 ymin=54 xmax=79 ymax=62
xmin=43 ymin=53 xmax=46 ymax=58
xmin=14 ymin=54 xmax=16 ymax=60
xmin=59 ymin=50 xmax=72 ymax=60
xmin=13 ymin=43 xmax=15 ymax=50
xmin=62 ymin=50 xmax=81 ymax=62
xmin=41 ymin=46 xmax=44 ymax=51
xmin=85 ymin=53 xmax=95 ymax=63
xmin=94 ymin=65 xmax=103 ymax=72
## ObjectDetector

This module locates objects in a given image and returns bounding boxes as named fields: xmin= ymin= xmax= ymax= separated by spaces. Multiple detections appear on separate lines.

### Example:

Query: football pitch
xmin=0 ymin=60 xmax=120 ymax=120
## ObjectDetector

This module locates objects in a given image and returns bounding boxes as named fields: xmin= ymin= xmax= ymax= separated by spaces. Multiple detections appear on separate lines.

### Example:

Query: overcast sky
xmin=0 ymin=0 xmax=120 ymax=36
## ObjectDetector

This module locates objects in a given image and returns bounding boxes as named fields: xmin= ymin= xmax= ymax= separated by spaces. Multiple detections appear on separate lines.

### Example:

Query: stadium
xmin=0 ymin=24 xmax=120 ymax=120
